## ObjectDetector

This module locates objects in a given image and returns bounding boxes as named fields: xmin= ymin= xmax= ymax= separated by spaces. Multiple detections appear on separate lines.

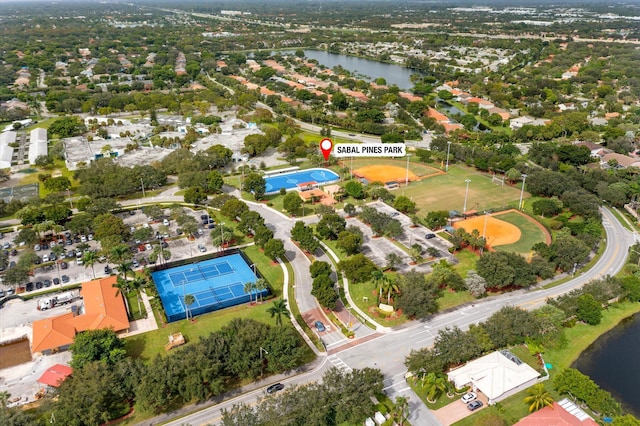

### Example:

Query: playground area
xmin=151 ymin=253 xmax=267 ymax=322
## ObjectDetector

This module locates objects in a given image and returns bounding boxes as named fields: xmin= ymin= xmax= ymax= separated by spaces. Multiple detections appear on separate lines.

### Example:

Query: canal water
xmin=282 ymin=49 xmax=417 ymax=89
xmin=571 ymin=312 xmax=640 ymax=416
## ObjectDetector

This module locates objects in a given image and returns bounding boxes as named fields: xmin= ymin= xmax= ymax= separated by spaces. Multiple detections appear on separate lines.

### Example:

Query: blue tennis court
xmin=264 ymin=168 xmax=340 ymax=194
xmin=152 ymin=253 xmax=269 ymax=322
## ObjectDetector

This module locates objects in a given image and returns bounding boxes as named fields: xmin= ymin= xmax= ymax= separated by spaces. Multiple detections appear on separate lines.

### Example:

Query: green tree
xmin=344 ymin=180 xmax=365 ymax=199
xmin=316 ymin=213 xmax=346 ymax=240
xmin=576 ymin=293 xmax=602 ymax=325
xmin=283 ymin=191 xmax=302 ymax=214
xmin=243 ymin=173 xmax=266 ymax=200
xmin=184 ymin=187 xmax=206 ymax=204
xmin=267 ymin=299 xmax=290 ymax=327
xmin=424 ymin=210 xmax=449 ymax=230
xmin=82 ymin=251 xmax=99 ymax=279
xmin=263 ymin=238 xmax=285 ymax=261
xmin=69 ymin=328 xmax=126 ymax=369
xmin=421 ymin=372 xmax=449 ymax=402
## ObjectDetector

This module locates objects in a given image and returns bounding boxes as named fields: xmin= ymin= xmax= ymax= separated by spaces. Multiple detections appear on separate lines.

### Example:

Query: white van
xmin=163 ymin=218 xmax=170 ymax=226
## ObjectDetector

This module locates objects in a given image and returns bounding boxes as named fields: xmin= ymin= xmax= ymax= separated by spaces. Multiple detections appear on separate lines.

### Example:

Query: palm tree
xmin=113 ymin=276 xmax=132 ymax=315
xmin=385 ymin=278 xmax=400 ymax=305
xmin=184 ymin=294 xmax=195 ymax=321
xmin=117 ymin=261 xmax=133 ymax=282
xmin=393 ymin=395 xmax=409 ymax=424
xmin=243 ymin=281 xmax=255 ymax=304
xmin=267 ymin=299 xmax=290 ymax=327
xmin=129 ymin=275 xmax=148 ymax=317
xmin=371 ymin=269 xmax=385 ymax=303
xmin=386 ymin=253 xmax=402 ymax=271
xmin=109 ymin=244 xmax=131 ymax=264
xmin=82 ymin=251 xmax=98 ymax=279
xmin=51 ymin=244 xmax=65 ymax=283
xmin=421 ymin=372 xmax=449 ymax=403
xmin=524 ymin=383 xmax=554 ymax=412
xmin=254 ymin=278 xmax=268 ymax=303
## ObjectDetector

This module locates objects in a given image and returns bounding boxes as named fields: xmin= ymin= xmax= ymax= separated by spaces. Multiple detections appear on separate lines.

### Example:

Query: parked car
xmin=461 ymin=392 xmax=477 ymax=403
xmin=266 ymin=383 xmax=284 ymax=394
xmin=60 ymin=261 xmax=68 ymax=270
xmin=425 ymin=233 xmax=436 ymax=239
xmin=26 ymin=282 xmax=34 ymax=292
xmin=66 ymin=239 xmax=73 ymax=246
xmin=10 ymin=249 xmax=17 ymax=256
xmin=163 ymin=219 xmax=170 ymax=226
xmin=43 ymin=254 xmax=50 ymax=262
xmin=145 ymin=243 xmax=153 ymax=251
xmin=197 ymin=244 xmax=206 ymax=253
xmin=35 ymin=281 xmax=44 ymax=289
xmin=34 ymin=244 xmax=41 ymax=251
xmin=467 ymin=401 xmax=483 ymax=411
xmin=61 ymin=275 xmax=70 ymax=283
xmin=104 ymin=266 xmax=112 ymax=275
xmin=197 ymin=229 xmax=204 ymax=236
xmin=43 ymin=279 xmax=51 ymax=287
xmin=315 ymin=321 xmax=326 ymax=332
xmin=207 ymin=223 xmax=216 ymax=229
xmin=53 ymin=278 xmax=60 ymax=285
xmin=132 ymin=259 xmax=139 ymax=268
xmin=0 ymin=289 xmax=5 ymax=297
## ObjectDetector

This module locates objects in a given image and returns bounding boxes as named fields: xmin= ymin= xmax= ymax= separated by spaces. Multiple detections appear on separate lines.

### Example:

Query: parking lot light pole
xmin=405 ymin=154 xmax=412 ymax=186
xmin=481 ymin=211 xmax=489 ymax=254
xmin=463 ymin=179 xmax=471 ymax=215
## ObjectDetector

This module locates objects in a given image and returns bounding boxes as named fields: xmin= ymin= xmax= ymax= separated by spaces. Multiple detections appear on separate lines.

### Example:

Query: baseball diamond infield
xmin=354 ymin=165 xmax=418 ymax=183
xmin=453 ymin=214 xmax=521 ymax=247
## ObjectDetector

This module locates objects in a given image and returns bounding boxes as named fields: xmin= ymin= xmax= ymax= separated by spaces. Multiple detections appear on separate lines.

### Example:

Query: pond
xmin=571 ymin=312 xmax=640 ymax=417
xmin=281 ymin=49 xmax=418 ymax=89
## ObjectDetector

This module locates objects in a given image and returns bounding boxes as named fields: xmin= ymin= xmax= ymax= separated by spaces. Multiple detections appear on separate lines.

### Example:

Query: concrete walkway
xmin=118 ymin=290 xmax=158 ymax=338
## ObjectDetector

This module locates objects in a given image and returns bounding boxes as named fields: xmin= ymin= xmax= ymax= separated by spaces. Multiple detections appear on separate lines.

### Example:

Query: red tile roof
xmin=515 ymin=402 xmax=598 ymax=426
xmin=37 ymin=364 xmax=73 ymax=387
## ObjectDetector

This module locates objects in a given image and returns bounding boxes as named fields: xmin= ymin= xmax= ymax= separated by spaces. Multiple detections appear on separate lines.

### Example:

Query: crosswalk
xmin=327 ymin=354 xmax=352 ymax=373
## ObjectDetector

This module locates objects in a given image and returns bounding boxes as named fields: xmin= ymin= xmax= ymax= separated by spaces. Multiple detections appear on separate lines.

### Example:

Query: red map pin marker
xmin=320 ymin=138 xmax=333 ymax=161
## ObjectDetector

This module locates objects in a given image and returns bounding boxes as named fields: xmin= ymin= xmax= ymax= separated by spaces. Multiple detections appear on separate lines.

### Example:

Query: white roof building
xmin=447 ymin=350 xmax=540 ymax=404
xmin=0 ymin=131 xmax=16 ymax=168
xmin=29 ymin=128 xmax=48 ymax=164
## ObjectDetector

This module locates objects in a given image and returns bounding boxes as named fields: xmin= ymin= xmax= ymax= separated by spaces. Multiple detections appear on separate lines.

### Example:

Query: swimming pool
xmin=151 ymin=253 xmax=268 ymax=322
xmin=264 ymin=168 xmax=340 ymax=194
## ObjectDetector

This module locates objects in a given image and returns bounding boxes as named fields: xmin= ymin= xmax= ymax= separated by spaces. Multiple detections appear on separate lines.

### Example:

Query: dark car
xmin=266 ymin=383 xmax=284 ymax=394
xmin=129 ymin=210 xmax=136 ymax=215
xmin=53 ymin=277 xmax=60 ymax=285
xmin=43 ymin=279 xmax=51 ymax=287
xmin=66 ymin=239 xmax=73 ymax=246
xmin=104 ymin=266 xmax=112 ymax=275
xmin=60 ymin=261 xmax=68 ymax=270
xmin=315 ymin=321 xmax=326 ymax=332
xmin=10 ymin=249 xmax=17 ymax=256
xmin=35 ymin=281 xmax=44 ymax=289
xmin=200 ymin=214 xmax=209 ymax=220
xmin=207 ymin=223 xmax=216 ymax=229
xmin=26 ymin=282 xmax=34 ymax=292
xmin=467 ymin=401 xmax=483 ymax=411
xmin=61 ymin=275 xmax=70 ymax=283
xmin=425 ymin=233 xmax=436 ymax=239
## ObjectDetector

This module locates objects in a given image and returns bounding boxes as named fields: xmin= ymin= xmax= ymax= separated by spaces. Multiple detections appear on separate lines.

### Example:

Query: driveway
xmin=432 ymin=392 xmax=488 ymax=425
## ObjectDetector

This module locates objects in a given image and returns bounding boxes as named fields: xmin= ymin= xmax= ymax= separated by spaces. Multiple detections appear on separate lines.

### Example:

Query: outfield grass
xmin=493 ymin=211 xmax=548 ymax=256
xmin=401 ymin=165 xmax=524 ymax=214
xmin=342 ymin=157 xmax=441 ymax=180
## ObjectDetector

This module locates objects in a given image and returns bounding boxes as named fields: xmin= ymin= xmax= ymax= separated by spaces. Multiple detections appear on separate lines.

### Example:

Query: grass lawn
xmin=493 ymin=211 xmax=548 ymax=256
xmin=401 ymin=165 xmax=524 ymax=214
xmin=348 ymin=279 xmax=409 ymax=327
xmin=452 ymin=249 xmax=479 ymax=277
xmin=244 ymin=244 xmax=284 ymax=297
xmin=437 ymin=289 xmax=475 ymax=311
xmin=126 ymin=291 xmax=147 ymax=320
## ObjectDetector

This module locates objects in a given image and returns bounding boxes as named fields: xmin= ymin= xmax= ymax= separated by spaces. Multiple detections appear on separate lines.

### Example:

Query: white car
xmin=461 ymin=392 xmax=477 ymax=404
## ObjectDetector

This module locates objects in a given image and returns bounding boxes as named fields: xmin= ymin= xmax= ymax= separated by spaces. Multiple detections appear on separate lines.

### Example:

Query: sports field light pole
xmin=519 ymin=173 xmax=528 ymax=211
xmin=445 ymin=141 xmax=452 ymax=172
xmin=481 ymin=211 xmax=489 ymax=254
xmin=463 ymin=178 xmax=471 ymax=215
xmin=405 ymin=154 xmax=412 ymax=186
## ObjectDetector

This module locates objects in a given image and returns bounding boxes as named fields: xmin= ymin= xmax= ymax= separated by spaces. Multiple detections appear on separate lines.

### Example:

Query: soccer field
xmin=401 ymin=166 xmax=525 ymax=213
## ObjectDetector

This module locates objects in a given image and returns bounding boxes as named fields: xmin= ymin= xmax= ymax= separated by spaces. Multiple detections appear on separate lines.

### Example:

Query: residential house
xmin=514 ymin=398 xmax=598 ymax=426
xmin=447 ymin=350 xmax=540 ymax=404
xmin=600 ymin=152 xmax=640 ymax=169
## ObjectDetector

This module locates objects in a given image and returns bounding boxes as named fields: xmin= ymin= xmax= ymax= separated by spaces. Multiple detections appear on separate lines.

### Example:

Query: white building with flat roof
xmin=28 ymin=128 xmax=48 ymax=164
xmin=0 ymin=131 xmax=16 ymax=168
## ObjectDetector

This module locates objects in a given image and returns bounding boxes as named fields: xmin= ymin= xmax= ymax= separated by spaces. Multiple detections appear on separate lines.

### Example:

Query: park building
xmin=0 ymin=131 xmax=16 ymax=169
xmin=28 ymin=128 xmax=48 ymax=165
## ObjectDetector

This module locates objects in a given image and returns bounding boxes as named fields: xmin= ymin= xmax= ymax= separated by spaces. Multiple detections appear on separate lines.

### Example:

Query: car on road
xmin=197 ymin=244 xmax=206 ymax=253
xmin=461 ymin=392 xmax=477 ymax=403
xmin=390 ymin=212 xmax=400 ymax=217
xmin=266 ymin=383 xmax=284 ymax=394
xmin=467 ymin=401 xmax=483 ymax=411
xmin=348 ymin=133 xmax=355 ymax=136
xmin=425 ymin=233 xmax=436 ymax=239
xmin=315 ymin=321 xmax=326 ymax=332
xmin=61 ymin=275 xmax=70 ymax=283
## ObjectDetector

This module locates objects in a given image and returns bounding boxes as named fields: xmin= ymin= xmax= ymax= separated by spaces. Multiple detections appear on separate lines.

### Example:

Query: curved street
xmin=141 ymin=192 xmax=635 ymax=426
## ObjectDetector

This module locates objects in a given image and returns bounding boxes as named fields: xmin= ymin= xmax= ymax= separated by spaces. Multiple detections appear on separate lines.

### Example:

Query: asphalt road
xmin=148 ymin=205 xmax=634 ymax=426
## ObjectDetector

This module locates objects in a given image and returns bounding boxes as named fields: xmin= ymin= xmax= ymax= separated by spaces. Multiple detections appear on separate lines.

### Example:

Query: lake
xmin=282 ymin=49 xmax=418 ymax=89
xmin=572 ymin=312 xmax=640 ymax=416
